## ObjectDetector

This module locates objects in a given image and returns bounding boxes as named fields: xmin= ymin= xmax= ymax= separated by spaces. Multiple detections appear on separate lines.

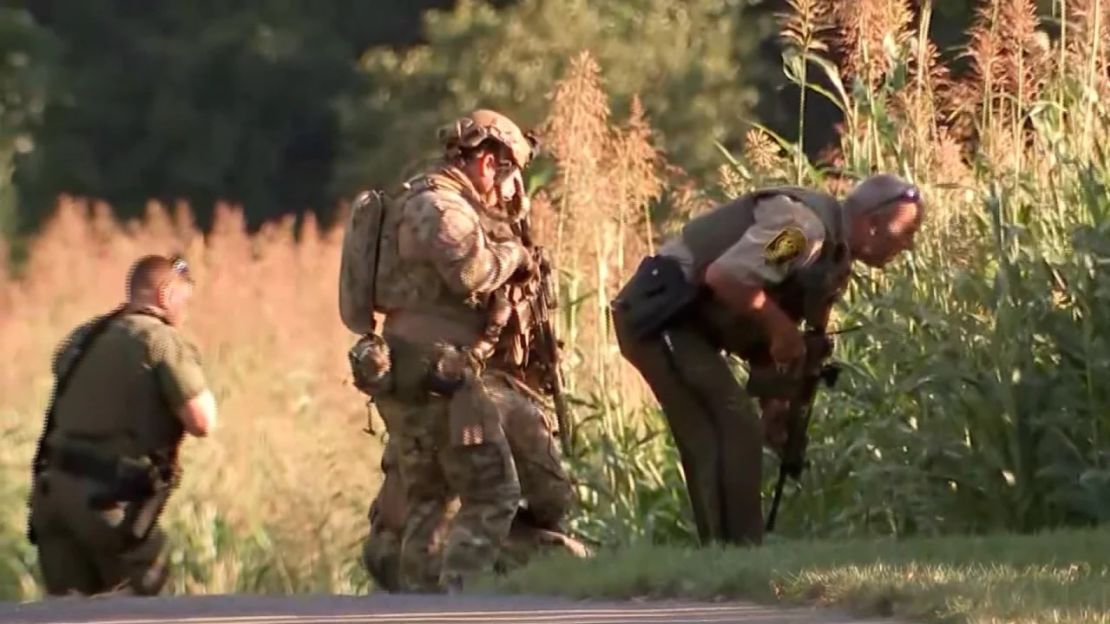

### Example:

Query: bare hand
xmin=760 ymin=397 xmax=791 ymax=453
xmin=511 ymin=173 xmax=530 ymax=219
xmin=804 ymin=332 xmax=834 ymax=363
xmin=500 ymin=169 xmax=530 ymax=219
xmin=769 ymin=326 xmax=806 ymax=370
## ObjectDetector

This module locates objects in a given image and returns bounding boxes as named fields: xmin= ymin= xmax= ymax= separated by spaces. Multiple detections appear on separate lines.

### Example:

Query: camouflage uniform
xmin=360 ymin=368 xmax=581 ymax=591
xmin=357 ymin=195 xmax=580 ymax=590
xmin=365 ymin=110 xmax=555 ymax=592
xmin=28 ymin=308 xmax=207 ymax=596
xmin=611 ymin=175 xmax=917 ymax=546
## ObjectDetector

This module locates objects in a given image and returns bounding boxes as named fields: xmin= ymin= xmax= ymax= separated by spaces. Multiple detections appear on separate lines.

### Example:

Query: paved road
xmin=0 ymin=594 xmax=904 ymax=624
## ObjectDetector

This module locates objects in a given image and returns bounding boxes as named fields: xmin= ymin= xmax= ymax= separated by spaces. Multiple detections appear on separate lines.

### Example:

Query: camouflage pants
xmin=29 ymin=471 xmax=169 ymax=596
xmin=484 ymin=373 xmax=575 ymax=529
xmin=612 ymin=305 xmax=765 ymax=547
xmin=363 ymin=372 xmax=575 ymax=591
xmin=362 ymin=446 xmax=586 ymax=593
xmin=378 ymin=383 xmax=521 ymax=591
xmin=362 ymin=439 xmax=459 ymax=592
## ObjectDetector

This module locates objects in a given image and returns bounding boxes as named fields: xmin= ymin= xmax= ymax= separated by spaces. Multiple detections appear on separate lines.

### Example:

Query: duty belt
xmin=49 ymin=442 xmax=161 ymax=501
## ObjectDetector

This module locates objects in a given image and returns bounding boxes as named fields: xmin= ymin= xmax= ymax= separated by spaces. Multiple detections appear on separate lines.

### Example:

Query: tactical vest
xmin=681 ymin=187 xmax=851 ymax=352
xmin=377 ymin=167 xmax=495 ymax=333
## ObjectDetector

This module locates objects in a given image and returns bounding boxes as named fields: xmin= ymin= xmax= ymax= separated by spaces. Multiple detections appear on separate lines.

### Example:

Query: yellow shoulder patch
xmin=764 ymin=226 xmax=807 ymax=264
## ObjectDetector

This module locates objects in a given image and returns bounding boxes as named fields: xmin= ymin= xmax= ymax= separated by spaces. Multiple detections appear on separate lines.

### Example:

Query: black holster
xmin=611 ymin=255 xmax=702 ymax=340
xmin=119 ymin=481 xmax=172 ymax=543
xmin=51 ymin=442 xmax=172 ymax=543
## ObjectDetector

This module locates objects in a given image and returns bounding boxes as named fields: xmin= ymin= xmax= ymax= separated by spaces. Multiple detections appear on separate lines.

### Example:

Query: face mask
xmin=495 ymin=163 xmax=519 ymax=197
xmin=495 ymin=165 xmax=529 ymax=219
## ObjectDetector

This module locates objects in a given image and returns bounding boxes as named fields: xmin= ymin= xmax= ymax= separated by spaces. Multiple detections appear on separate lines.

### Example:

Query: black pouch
xmin=424 ymin=344 xmax=476 ymax=397
xmin=612 ymin=255 xmax=701 ymax=340
xmin=112 ymin=457 xmax=160 ymax=501
xmin=112 ymin=457 xmax=171 ymax=543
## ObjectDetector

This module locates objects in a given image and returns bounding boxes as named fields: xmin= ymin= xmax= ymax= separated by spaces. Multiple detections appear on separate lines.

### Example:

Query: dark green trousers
xmin=29 ymin=471 xmax=169 ymax=596
xmin=613 ymin=307 xmax=765 ymax=546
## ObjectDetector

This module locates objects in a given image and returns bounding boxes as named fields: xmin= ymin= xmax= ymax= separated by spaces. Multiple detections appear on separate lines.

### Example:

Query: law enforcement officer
xmin=611 ymin=174 xmax=924 ymax=547
xmin=361 ymin=109 xmax=570 ymax=593
xmin=28 ymin=254 xmax=217 ymax=596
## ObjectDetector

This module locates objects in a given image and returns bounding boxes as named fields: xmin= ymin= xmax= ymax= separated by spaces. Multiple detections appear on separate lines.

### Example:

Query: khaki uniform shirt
xmin=662 ymin=195 xmax=827 ymax=286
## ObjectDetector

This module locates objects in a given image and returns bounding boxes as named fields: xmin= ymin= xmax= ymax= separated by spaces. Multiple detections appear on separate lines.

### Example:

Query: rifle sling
xmin=26 ymin=306 xmax=130 ymax=543
xmin=32 ymin=309 xmax=126 ymax=472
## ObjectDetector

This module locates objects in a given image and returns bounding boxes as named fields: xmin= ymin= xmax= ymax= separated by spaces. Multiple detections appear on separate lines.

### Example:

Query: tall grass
xmin=0 ymin=200 xmax=377 ymax=599
xmin=538 ymin=52 xmax=704 ymax=545
xmin=736 ymin=0 xmax=1110 ymax=538
xmin=3 ymin=0 xmax=1110 ymax=601
xmin=546 ymin=0 xmax=1110 ymax=546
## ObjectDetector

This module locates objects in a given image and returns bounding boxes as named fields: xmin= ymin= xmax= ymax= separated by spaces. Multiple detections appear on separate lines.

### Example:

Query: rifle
xmin=512 ymin=216 xmax=573 ymax=456
xmin=762 ymin=323 xmax=861 ymax=533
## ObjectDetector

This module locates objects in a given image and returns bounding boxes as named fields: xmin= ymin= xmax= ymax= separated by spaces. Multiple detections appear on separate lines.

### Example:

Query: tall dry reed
xmin=541 ymin=50 xmax=666 ymax=412
xmin=0 ymin=198 xmax=378 ymax=596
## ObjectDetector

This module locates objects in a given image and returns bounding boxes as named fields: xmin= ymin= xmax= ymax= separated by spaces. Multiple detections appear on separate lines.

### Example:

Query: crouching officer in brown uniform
xmin=611 ymin=174 xmax=924 ymax=547
xmin=27 ymin=254 xmax=217 ymax=596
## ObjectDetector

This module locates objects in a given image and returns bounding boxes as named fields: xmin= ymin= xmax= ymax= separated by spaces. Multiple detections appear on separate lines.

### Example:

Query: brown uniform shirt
xmin=661 ymin=194 xmax=827 ymax=286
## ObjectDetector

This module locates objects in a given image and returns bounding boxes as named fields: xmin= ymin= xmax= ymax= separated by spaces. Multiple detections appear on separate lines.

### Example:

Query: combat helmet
xmin=440 ymin=109 xmax=537 ymax=169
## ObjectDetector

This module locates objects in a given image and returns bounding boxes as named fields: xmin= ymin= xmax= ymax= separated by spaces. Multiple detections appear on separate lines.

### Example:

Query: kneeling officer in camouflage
xmin=612 ymin=175 xmax=924 ymax=547
xmin=339 ymin=109 xmax=561 ymax=592
xmin=351 ymin=329 xmax=585 ymax=593
xmin=27 ymin=254 xmax=218 ymax=596
xmin=356 ymin=410 xmax=588 ymax=593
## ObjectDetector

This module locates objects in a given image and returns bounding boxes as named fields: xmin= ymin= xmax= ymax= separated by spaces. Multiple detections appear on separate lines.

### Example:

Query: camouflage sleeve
xmin=150 ymin=328 xmax=209 ymax=410
xmin=708 ymin=195 xmax=826 ymax=285
xmin=401 ymin=190 xmax=527 ymax=296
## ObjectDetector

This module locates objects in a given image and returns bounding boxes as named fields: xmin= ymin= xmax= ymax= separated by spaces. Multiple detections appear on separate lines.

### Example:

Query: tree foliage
xmin=335 ymin=0 xmax=773 ymax=192
xmin=9 ymin=0 xmax=453 ymax=231
xmin=0 ymin=0 xmax=993 ymax=234
xmin=0 ymin=7 xmax=57 ymax=238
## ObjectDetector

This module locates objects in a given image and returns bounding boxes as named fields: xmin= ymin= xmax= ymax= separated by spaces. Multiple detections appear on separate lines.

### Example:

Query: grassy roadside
xmin=487 ymin=528 xmax=1110 ymax=624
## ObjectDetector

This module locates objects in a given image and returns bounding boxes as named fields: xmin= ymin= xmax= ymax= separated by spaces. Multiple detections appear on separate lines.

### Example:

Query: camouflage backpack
xmin=338 ymin=189 xmax=401 ymax=335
